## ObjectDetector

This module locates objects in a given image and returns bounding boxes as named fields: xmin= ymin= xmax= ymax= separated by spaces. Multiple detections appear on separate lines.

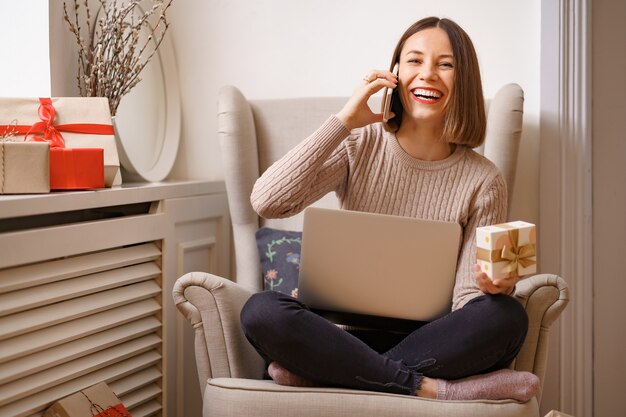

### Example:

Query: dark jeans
xmin=240 ymin=291 xmax=528 ymax=396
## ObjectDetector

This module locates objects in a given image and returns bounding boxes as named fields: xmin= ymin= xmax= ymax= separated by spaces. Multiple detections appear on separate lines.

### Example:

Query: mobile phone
xmin=382 ymin=63 xmax=399 ymax=123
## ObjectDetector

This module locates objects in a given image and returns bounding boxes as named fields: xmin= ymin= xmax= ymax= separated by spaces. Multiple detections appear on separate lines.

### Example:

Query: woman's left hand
xmin=473 ymin=264 xmax=518 ymax=295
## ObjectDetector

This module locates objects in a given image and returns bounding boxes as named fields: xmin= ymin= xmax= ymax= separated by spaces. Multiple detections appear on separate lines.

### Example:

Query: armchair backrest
xmin=218 ymin=84 xmax=523 ymax=291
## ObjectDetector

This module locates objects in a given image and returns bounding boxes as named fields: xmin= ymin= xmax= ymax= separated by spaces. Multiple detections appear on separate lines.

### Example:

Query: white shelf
xmin=0 ymin=180 xmax=226 ymax=219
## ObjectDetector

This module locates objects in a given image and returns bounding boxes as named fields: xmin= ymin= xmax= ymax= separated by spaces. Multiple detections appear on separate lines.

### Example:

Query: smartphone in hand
xmin=382 ymin=63 xmax=399 ymax=123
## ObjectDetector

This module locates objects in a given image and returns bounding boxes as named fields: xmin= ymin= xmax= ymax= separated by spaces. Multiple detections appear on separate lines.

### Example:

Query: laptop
xmin=298 ymin=207 xmax=462 ymax=322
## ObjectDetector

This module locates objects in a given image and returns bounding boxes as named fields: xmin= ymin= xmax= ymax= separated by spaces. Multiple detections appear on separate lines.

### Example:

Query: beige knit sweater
xmin=251 ymin=115 xmax=508 ymax=311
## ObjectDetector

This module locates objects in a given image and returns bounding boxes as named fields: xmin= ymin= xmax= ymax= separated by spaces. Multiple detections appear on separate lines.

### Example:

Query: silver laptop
xmin=298 ymin=207 xmax=462 ymax=322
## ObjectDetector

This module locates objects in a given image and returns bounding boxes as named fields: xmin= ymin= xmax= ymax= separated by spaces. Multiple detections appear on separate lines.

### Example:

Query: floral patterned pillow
xmin=255 ymin=227 xmax=302 ymax=298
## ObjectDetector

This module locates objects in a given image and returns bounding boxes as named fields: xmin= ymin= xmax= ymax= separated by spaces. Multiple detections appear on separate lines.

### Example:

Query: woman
xmin=241 ymin=17 xmax=539 ymax=401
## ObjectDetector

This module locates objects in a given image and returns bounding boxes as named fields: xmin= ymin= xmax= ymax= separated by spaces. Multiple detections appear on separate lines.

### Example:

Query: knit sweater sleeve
xmin=250 ymin=115 xmax=352 ymax=219
xmin=452 ymin=172 xmax=508 ymax=310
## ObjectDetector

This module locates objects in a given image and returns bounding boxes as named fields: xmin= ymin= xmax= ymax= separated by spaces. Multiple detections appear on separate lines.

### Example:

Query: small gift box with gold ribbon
xmin=476 ymin=221 xmax=537 ymax=280
xmin=0 ymin=97 xmax=120 ymax=188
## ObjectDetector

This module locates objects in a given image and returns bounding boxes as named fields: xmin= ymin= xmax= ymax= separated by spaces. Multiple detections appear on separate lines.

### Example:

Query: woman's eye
xmin=407 ymin=59 xmax=422 ymax=64
xmin=440 ymin=62 xmax=454 ymax=68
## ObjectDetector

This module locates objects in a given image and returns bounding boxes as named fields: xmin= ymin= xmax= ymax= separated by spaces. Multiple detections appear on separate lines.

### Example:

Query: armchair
xmin=173 ymin=84 xmax=569 ymax=417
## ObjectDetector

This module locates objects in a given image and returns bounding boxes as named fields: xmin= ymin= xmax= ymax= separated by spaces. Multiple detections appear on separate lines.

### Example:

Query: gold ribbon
xmin=477 ymin=227 xmax=536 ymax=277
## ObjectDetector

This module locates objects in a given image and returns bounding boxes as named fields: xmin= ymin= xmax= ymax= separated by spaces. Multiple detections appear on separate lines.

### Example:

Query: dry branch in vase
xmin=63 ymin=0 xmax=174 ymax=116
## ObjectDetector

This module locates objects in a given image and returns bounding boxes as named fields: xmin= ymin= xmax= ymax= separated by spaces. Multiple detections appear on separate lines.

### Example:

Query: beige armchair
xmin=173 ymin=84 xmax=569 ymax=417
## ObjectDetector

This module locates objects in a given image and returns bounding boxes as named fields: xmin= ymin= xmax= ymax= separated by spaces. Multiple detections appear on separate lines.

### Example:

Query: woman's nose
xmin=418 ymin=64 xmax=438 ymax=81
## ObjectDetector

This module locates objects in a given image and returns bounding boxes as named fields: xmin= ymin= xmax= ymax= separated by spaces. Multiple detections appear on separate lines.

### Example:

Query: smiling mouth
xmin=411 ymin=88 xmax=443 ymax=104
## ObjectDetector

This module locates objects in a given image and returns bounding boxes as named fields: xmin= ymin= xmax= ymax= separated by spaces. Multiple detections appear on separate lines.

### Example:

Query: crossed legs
xmin=240 ymin=291 xmax=536 ymax=400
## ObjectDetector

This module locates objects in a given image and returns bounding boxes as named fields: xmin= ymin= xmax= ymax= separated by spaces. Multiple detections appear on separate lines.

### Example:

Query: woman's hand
xmin=336 ymin=69 xmax=398 ymax=130
xmin=473 ymin=264 xmax=519 ymax=295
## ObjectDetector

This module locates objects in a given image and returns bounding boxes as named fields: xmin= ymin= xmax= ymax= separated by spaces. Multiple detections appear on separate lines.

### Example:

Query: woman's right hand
xmin=336 ymin=69 xmax=398 ymax=130
xmin=473 ymin=264 xmax=517 ymax=295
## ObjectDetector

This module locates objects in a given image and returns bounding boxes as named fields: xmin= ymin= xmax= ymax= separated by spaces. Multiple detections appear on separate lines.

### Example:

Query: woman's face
xmin=397 ymin=27 xmax=455 ymax=126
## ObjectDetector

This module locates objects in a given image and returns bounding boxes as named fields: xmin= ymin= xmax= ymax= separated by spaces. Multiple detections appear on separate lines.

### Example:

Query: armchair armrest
xmin=173 ymin=272 xmax=265 ymax=393
xmin=512 ymin=274 xmax=569 ymax=402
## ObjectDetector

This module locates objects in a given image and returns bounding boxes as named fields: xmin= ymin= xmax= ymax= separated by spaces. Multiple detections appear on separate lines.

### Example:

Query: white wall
xmin=168 ymin=0 xmax=540 ymax=223
xmin=0 ymin=1 xmax=540 ymax=225
xmin=0 ymin=0 xmax=50 ymax=96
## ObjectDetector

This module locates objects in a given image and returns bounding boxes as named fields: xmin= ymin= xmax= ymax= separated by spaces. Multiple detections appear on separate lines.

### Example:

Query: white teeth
xmin=412 ymin=88 xmax=442 ymax=99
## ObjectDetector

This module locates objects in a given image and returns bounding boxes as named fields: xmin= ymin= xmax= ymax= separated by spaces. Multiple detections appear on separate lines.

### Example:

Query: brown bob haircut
xmin=383 ymin=17 xmax=486 ymax=147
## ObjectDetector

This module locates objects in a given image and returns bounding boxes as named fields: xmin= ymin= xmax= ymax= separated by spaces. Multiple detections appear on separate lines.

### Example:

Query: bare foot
xmin=268 ymin=362 xmax=318 ymax=387
xmin=416 ymin=377 xmax=438 ymax=398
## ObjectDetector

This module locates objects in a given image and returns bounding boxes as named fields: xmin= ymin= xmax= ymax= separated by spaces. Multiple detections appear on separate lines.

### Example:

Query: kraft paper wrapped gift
xmin=476 ymin=221 xmax=537 ymax=280
xmin=43 ymin=382 xmax=131 ymax=417
xmin=0 ymin=97 xmax=121 ymax=187
xmin=0 ymin=141 xmax=50 ymax=193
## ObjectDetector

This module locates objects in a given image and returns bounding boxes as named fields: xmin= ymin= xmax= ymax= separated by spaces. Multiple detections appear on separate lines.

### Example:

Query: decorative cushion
xmin=255 ymin=227 xmax=302 ymax=298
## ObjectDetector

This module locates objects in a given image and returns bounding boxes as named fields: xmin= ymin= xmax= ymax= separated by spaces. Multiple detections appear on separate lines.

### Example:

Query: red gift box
xmin=50 ymin=148 xmax=104 ymax=190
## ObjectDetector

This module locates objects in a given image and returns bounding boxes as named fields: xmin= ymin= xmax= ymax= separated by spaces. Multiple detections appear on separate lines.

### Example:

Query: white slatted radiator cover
xmin=0 ymin=243 xmax=163 ymax=417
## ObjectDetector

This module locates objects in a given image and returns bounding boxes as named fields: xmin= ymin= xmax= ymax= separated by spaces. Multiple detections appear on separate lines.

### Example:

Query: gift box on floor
xmin=0 ymin=141 xmax=50 ymax=194
xmin=43 ymin=382 xmax=131 ymax=417
xmin=476 ymin=221 xmax=537 ymax=280
xmin=0 ymin=97 xmax=120 ymax=187
xmin=50 ymin=147 xmax=104 ymax=190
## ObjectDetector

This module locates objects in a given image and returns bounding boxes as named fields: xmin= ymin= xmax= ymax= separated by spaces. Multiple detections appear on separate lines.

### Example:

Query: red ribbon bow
xmin=25 ymin=98 xmax=65 ymax=147
xmin=0 ymin=98 xmax=115 ymax=148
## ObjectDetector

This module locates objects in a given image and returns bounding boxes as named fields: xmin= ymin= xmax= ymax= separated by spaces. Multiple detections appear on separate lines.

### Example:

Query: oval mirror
xmin=96 ymin=3 xmax=181 ymax=182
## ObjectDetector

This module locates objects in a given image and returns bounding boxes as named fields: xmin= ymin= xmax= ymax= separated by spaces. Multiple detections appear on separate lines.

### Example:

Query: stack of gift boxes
xmin=0 ymin=97 xmax=121 ymax=194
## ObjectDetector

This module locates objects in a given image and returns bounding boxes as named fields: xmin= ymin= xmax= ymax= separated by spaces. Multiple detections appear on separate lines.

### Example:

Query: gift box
xmin=43 ymin=382 xmax=131 ymax=417
xmin=476 ymin=220 xmax=537 ymax=280
xmin=0 ymin=97 xmax=121 ymax=187
xmin=50 ymin=148 xmax=104 ymax=190
xmin=0 ymin=141 xmax=50 ymax=194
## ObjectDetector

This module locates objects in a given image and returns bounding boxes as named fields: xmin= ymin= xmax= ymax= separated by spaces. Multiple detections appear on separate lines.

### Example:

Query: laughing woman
xmin=240 ymin=16 xmax=540 ymax=401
